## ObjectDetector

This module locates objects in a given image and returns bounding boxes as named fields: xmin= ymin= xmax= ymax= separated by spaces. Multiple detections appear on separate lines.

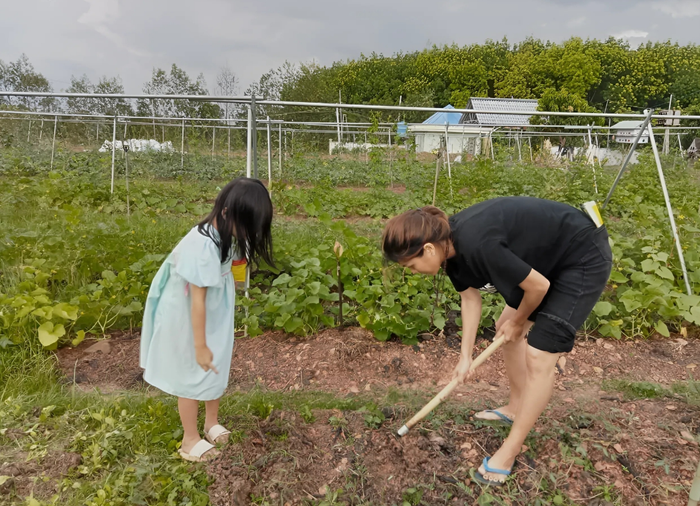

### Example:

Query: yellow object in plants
xmin=231 ymin=259 xmax=247 ymax=282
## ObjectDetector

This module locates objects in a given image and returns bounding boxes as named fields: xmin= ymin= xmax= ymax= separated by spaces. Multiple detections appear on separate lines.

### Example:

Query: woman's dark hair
xmin=198 ymin=177 xmax=275 ymax=267
xmin=382 ymin=206 xmax=451 ymax=262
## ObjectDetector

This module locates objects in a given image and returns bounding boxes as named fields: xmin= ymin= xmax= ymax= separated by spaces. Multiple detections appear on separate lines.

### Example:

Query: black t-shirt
xmin=445 ymin=197 xmax=596 ymax=308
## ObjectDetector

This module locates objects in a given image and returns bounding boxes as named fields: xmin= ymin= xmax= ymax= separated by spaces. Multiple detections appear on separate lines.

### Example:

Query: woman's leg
xmin=478 ymin=345 xmax=560 ymax=481
xmin=178 ymin=397 xmax=202 ymax=453
xmin=478 ymin=306 xmax=532 ymax=420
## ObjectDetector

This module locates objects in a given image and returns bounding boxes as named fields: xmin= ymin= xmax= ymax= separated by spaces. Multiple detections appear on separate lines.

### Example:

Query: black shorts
xmin=527 ymin=227 xmax=613 ymax=354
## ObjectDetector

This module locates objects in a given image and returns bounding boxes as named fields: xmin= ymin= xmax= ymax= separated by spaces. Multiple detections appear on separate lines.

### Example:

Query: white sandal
xmin=205 ymin=424 xmax=231 ymax=445
xmin=178 ymin=439 xmax=217 ymax=462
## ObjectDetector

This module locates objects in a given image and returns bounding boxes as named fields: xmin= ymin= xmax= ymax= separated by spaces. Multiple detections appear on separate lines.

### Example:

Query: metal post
xmin=336 ymin=107 xmax=341 ymax=146
xmin=123 ymin=122 xmax=127 ymax=159
xmin=227 ymin=123 xmax=231 ymax=159
xmin=516 ymin=132 xmax=522 ymax=162
xmin=246 ymin=105 xmax=253 ymax=178
xmin=212 ymin=126 xmax=216 ymax=158
xmin=251 ymin=94 xmax=258 ymax=179
xmin=432 ymin=153 xmax=441 ymax=207
xmin=663 ymin=95 xmax=673 ymax=155
xmin=125 ymin=146 xmax=130 ymax=216
xmin=528 ymin=137 xmax=533 ymax=162
xmin=50 ymin=115 xmax=58 ymax=170
xmin=39 ymin=119 xmax=44 ymax=141
xmin=181 ymin=119 xmax=185 ymax=170
xmin=444 ymin=124 xmax=452 ymax=179
xmin=266 ymin=116 xmax=272 ymax=187
xmin=110 ymin=116 xmax=116 ymax=193
xmin=27 ymin=120 xmax=32 ymax=142
xmin=647 ymin=123 xmax=693 ymax=296
xmin=278 ymin=123 xmax=282 ymax=176
xmin=364 ymin=132 xmax=368 ymax=164
xmin=588 ymin=126 xmax=598 ymax=194
xmin=602 ymin=110 xmax=654 ymax=209
xmin=389 ymin=126 xmax=394 ymax=188
xmin=490 ymin=132 xmax=495 ymax=160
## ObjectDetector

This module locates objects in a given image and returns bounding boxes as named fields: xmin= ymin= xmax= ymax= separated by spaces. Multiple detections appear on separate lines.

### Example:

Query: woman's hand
xmin=495 ymin=319 xmax=527 ymax=344
xmin=195 ymin=345 xmax=219 ymax=373
xmin=452 ymin=355 xmax=475 ymax=384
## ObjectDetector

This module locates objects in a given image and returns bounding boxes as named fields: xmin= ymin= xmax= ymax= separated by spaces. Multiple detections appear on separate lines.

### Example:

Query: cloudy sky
xmin=2 ymin=0 xmax=700 ymax=95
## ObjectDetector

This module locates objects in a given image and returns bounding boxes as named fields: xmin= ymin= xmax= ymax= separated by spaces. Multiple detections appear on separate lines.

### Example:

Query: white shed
xmin=611 ymin=121 xmax=649 ymax=144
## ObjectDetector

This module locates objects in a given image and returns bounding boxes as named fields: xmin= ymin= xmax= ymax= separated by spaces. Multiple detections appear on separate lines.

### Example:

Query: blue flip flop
xmin=475 ymin=409 xmax=514 ymax=426
xmin=473 ymin=457 xmax=513 ymax=487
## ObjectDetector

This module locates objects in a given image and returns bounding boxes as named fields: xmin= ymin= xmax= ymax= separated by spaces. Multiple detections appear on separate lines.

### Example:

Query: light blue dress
xmin=140 ymin=225 xmax=239 ymax=401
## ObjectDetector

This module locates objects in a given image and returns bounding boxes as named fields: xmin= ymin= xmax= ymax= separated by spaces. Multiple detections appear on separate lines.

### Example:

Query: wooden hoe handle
xmin=397 ymin=336 xmax=505 ymax=436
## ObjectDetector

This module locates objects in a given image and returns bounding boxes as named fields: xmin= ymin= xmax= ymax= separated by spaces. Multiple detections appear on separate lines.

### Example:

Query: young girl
xmin=140 ymin=177 xmax=274 ymax=462
xmin=382 ymin=197 xmax=612 ymax=486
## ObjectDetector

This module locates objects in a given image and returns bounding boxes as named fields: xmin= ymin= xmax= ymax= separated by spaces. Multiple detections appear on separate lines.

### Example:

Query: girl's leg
xmin=478 ymin=345 xmax=560 ymax=482
xmin=478 ymin=306 xmax=531 ymax=420
xmin=205 ymin=398 xmax=229 ymax=443
xmin=178 ymin=397 xmax=202 ymax=453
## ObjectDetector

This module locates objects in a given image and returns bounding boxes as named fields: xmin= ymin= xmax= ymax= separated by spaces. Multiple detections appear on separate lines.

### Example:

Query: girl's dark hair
xmin=382 ymin=206 xmax=451 ymax=262
xmin=198 ymin=177 xmax=275 ymax=267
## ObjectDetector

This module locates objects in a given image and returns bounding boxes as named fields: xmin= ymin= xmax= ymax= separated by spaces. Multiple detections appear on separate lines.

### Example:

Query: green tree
xmin=136 ymin=64 xmax=220 ymax=119
xmin=0 ymin=54 xmax=54 ymax=111
xmin=65 ymin=75 xmax=133 ymax=116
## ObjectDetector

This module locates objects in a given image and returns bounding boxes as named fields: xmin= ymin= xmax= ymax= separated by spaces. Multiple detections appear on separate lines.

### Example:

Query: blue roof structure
xmin=422 ymin=104 xmax=462 ymax=125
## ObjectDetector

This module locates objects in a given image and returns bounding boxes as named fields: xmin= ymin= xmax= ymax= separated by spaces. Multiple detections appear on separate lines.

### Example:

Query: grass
xmin=2 ymin=343 xmax=698 ymax=504
xmin=602 ymin=378 xmax=700 ymax=404
xmin=0 ymin=342 xmax=433 ymax=505
xmin=1 ymin=146 xmax=699 ymax=504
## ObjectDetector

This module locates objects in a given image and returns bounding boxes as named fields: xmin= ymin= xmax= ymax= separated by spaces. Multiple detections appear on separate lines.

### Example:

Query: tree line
xmin=3 ymin=37 xmax=700 ymax=124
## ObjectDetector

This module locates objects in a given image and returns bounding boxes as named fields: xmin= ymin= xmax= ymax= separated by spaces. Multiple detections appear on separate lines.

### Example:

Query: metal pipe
xmin=50 ymin=115 xmax=58 ymax=169
xmin=181 ymin=119 xmax=185 ymax=170
xmin=278 ymin=123 xmax=282 ymax=176
xmin=246 ymin=106 xmax=253 ymax=177
xmin=647 ymin=123 xmax=693 ymax=296
xmin=251 ymin=95 xmax=258 ymax=179
xmin=602 ymin=110 xmax=655 ymax=209
xmin=5 ymin=91 xmax=700 ymax=120
xmin=266 ymin=115 xmax=272 ymax=188
xmin=110 ymin=116 xmax=116 ymax=193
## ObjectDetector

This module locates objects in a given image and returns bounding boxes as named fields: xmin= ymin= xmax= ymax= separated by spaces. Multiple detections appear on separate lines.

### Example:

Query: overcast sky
xmin=1 ymin=0 xmax=700 ymax=95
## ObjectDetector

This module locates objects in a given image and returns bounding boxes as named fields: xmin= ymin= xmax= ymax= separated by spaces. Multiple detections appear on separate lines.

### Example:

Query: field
xmin=1 ymin=141 xmax=700 ymax=505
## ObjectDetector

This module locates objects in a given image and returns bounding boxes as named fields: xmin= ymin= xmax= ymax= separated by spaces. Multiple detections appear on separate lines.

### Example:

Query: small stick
xmin=397 ymin=336 xmax=505 ymax=436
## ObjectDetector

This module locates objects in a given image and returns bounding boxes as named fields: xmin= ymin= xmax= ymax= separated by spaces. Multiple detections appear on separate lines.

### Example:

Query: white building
xmin=408 ymin=98 xmax=539 ymax=156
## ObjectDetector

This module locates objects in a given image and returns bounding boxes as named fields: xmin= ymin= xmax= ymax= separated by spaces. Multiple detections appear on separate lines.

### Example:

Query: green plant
xmin=300 ymin=405 xmax=315 ymax=423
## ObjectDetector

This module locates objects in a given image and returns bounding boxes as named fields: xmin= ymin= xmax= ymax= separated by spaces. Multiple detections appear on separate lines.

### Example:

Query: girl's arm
xmin=452 ymin=287 xmax=482 ymax=383
xmin=191 ymin=284 xmax=218 ymax=374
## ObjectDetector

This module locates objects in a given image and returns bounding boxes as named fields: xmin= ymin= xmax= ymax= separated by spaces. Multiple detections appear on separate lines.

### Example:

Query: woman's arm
xmin=452 ymin=287 xmax=482 ymax=383
xmin=496 ymin=268 xmax=549 ymax=343
xmin=191 ymin=284 xmax=218 ymax=373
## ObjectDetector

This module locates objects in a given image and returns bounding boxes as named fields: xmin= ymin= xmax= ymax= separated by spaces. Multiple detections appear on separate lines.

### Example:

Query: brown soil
xmin=57 ymin=327 xmax=700 ymax=397
xmin=54 ymin=328 xmax=700 ymax=505
xmin=206 ymin=400 xmax=699 ymax=506
xmin=0 ymin=451 xmax=82 ymax=500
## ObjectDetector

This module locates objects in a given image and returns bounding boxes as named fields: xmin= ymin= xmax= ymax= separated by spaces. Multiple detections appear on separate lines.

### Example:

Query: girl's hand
xmin=495 ymin=319 xmax=526 ymax=344
xmin=195 ymin=345 xmax=219 ymax=374
xmin=452 ymin=355 xmax=475 ymax=384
